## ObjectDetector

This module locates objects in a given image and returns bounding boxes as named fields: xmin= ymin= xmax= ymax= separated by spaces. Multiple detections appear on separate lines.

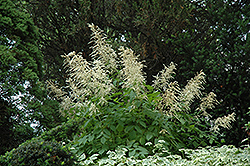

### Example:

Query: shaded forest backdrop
xmin=1 ymin=0 xmax=249 ymax=155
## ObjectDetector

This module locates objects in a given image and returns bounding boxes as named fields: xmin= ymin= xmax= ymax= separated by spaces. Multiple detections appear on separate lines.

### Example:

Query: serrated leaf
xmin=134 ymin=100 xmax=142 ymax=108
xmin=129 ymin=90 xmax=136 ymax=100
xmin=138 ymin=120 xmax=147 ymax=128
xmin=110 ymin=125 xmax=116 ymax=132
xmin=79 ymin=135 xmax=88 ymax=145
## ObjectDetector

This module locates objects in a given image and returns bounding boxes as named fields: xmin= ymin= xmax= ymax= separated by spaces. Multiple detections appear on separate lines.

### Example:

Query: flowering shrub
xmin=47 ymin=24 xmax=236 ymax=159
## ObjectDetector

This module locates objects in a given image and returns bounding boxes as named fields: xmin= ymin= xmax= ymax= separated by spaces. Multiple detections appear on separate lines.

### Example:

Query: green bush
xmin=0 ymin=138 xmax=76 ymax=166
xmin=38 ymin=117 xmax=85 ymax=144
xmin=70 ymin=88 xmax=217 ymax=158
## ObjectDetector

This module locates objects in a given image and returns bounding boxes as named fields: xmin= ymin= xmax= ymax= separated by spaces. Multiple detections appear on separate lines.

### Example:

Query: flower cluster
xmin=47 ymin=24 xmax=235 ymax=132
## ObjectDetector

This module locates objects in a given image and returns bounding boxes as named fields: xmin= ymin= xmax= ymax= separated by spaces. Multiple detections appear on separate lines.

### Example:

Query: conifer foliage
xmin=0 ymin=0 xmax=43 ymax=155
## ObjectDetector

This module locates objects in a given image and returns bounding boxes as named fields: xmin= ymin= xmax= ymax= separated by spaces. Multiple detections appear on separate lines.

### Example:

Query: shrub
xmin=47 ymin=24 xmax=236 ymax=158
xmin=38 ymin=117 xmax=85 ymax=144
xmin=0 ymin=138 xmax=76 ymax=166
xmin=70 ymin=90 xmax=218 ymax=158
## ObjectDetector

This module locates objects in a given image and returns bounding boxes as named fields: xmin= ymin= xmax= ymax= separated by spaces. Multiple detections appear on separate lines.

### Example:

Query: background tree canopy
xmin=0 ymin=0 xmax=43 ymax=154
xmin=0 ymin=0 xmax=65 ymax=155
xmin=0 ymin=0 xmax=249 ymax=156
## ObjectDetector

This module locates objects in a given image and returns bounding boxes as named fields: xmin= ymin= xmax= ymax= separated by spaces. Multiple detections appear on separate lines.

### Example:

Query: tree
xmin=0 ymin=0 xmax=64 ymax=155
xmin=176 ymin=0 xmax=250 ymax=146
xmin=23 ymin=0 xmax=193 ymax=84
xmin=23 ymin=0 xmax=95 ymax=87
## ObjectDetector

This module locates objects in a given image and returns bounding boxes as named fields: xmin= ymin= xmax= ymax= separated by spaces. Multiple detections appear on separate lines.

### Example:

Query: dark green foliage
xmin=0 ymin=0 xmax=43 ymax=154
xmin=176 ymin=0 xmax=250 ymax=146
xmin=0 ymin=99 xmax=17 ymax=155
xmin=23 ymin=0 xmax=192 ymax=84
xmin=0 ymin=0 xmax=66 ymax=155
xmin=102 ymin=0 xmax=193 ymax=82
xmin=71 ymin=88 xmax=217 ymax=158
xmin=30 ymin=99 xmax=66 ymax=131
xmin=38 ymin=117 xmax=85 ymax=143
xmin=23 ymin=0 xmax=94 ymax=86
xmin=0 ymin=138 xmax=77 ymax=166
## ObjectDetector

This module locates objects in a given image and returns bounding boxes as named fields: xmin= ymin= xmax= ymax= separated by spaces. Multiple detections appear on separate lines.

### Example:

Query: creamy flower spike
xmin=118 ymin=46 xmax=146 ymax=96
xmin=46 ymin=23 xmax=235 ymax=132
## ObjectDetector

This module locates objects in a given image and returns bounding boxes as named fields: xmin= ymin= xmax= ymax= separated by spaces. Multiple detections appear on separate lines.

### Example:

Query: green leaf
xmin=136 ymin=146 xmax=149 ymax=154
xmin=138 ymin=120 xmax=147 ymax=128
xmin=129 ymin=130 xmax=136 ymax=140
xmin=116 ymin=124 xmax=124 ymax=133
xmin=129 ymin=149 xmax=136 ymax=157
xmin=101 ymin=137 xmax=106 ymax=144
xmin=145 ymin=84 xmax=154 ymax=91
xmin=135 ymin=125 xmax=143 ymax=134
xmin=129 ymin=90 xmax=137 ymax=100
xmin=134 ymin=100 xmax=142 ymax=108
xmin=125 ymin=125 xmax=134 ymax=133
xmin=103 ymin=129 xmax=111 ymax=137
xmin=179 ymin=118 xmax=185 ymax=125
xmin=83 ymin=119 xmax=91 ymax=129
xmin=88 ymin=135 xmax=95 ymax=142
xmin=192 ymin=141 xmax=199 ymax=147
xmin=146 ymin=132 xmax=153 ymax=141
xmin=110 ymin=125 xmax=116 ymax=132
xmin=79 ymin=136 xmax=88 ymax=145
xmin=209 ymin=138 xmax=214 ymax=144
xmin=139 ymin=137 xmax=146 ymax=145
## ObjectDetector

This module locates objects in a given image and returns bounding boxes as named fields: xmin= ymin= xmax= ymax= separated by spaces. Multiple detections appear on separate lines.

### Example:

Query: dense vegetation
xmin=0 ymin=0 xmax=249 ymax=165
xmin=21 ymin=0 xmax=250 ymax=146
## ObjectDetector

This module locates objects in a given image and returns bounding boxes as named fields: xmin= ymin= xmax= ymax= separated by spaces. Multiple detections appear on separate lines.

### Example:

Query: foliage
xmin=0 ymin=138 xmax=77 ymax=166
xmin=0 ymin=0 xmax=43 ymax=154
xmin=47 ymin=24 xmax=235 ymax=159
xmin=176 ymin=0 xmax=250 ymax=146
xmin=23 ymin=0 xmax=249 ymax=146
xmin=70 ymin=98 xmax=218 ymax=158
xmin=0 ymin=0 xmax=66 ymax=155
xmin=22 ymin=0 xmax=194 ymax=84
xmin=23 ymin=0 xmax=94 ymax=86
xmin=78 ymin=140 xmax=250 ymax=166
xmin=38 ymin=117 xmax=85 ymax=143
xmin=242 ymin=109 xmax=250 ymax=145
